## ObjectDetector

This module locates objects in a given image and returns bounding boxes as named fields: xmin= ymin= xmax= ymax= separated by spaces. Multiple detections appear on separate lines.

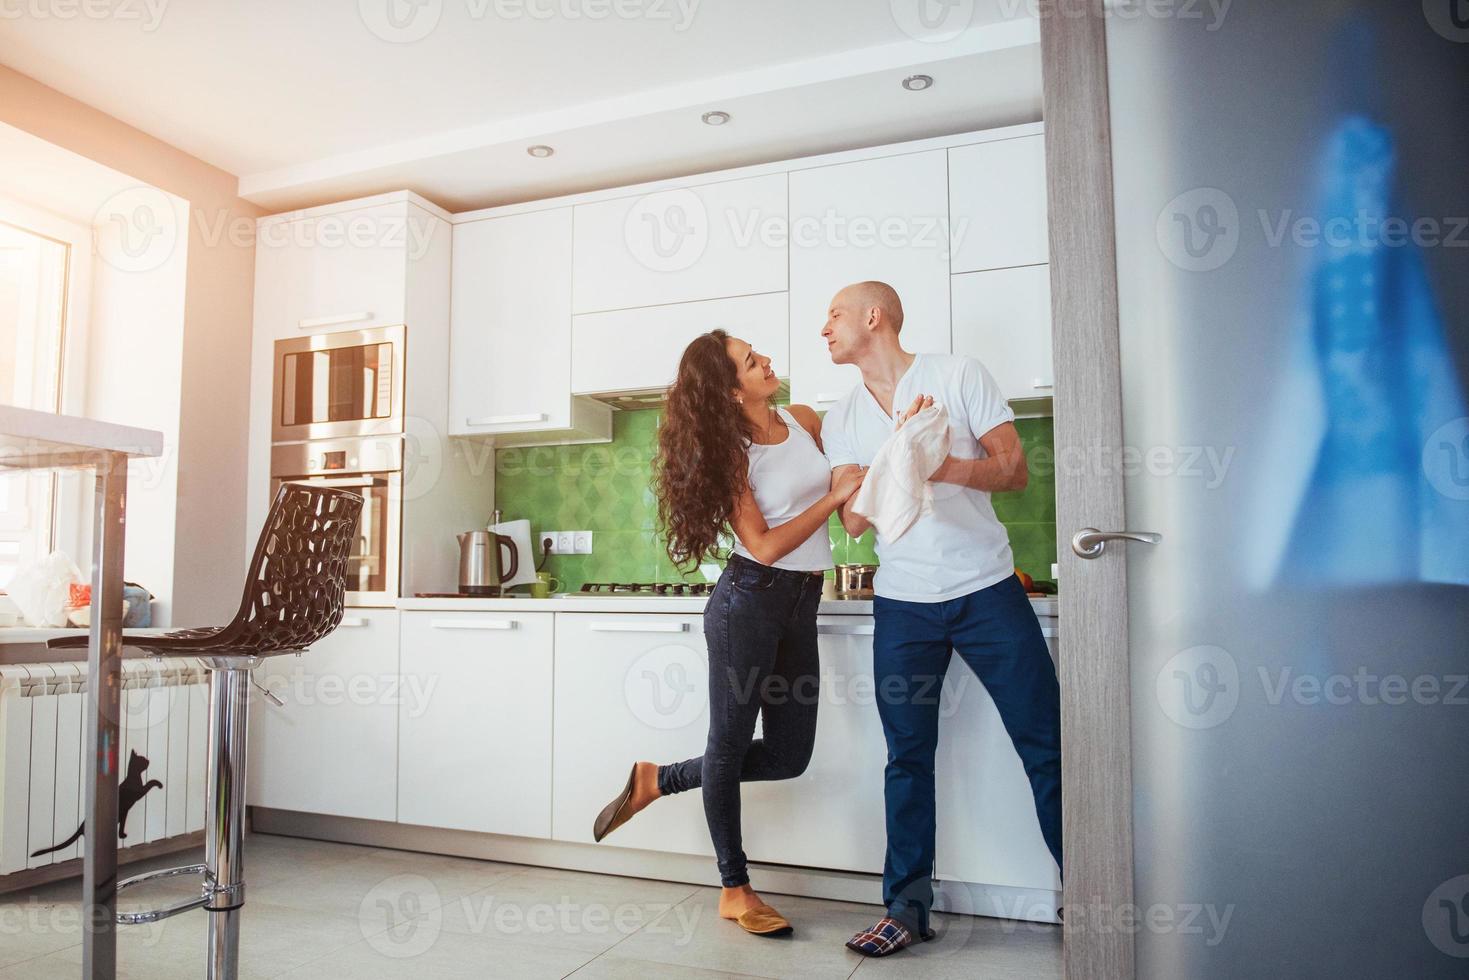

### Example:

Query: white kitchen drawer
xmin=247 ymin=609 xmax=400 ymax=822
xmin=551 ymin=614 xmax=714 ymax=858
xmin=398 ymin=611 xmax=554 ymax=837
xmin=571 ymin=292 xmax=789 ymax=395
xmin=949 ymin=135 xmax=1050 ymax=274
xmin=254 ymin=202 xmax=422 ymax=339
xmin=571 ymin=173 xmax=788 ymax=314
xmin=788 ymin=149 xmax=952 ymax=409
xmin=951 ymin=264 xmax=1054 ymax=402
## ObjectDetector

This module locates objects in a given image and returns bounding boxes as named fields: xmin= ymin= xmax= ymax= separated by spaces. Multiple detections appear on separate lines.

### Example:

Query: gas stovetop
xmin=575 ymin=581 xmax=713 ymax=596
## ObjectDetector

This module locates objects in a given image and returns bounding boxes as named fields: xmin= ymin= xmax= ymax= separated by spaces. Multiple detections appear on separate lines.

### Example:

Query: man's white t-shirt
xmin=821 ymin=353 xmax=1017 ymax=603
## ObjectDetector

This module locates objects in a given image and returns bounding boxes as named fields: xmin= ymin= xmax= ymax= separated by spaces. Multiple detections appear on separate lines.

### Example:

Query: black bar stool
xmin=48 ymin=482 xmax=364 ymax=980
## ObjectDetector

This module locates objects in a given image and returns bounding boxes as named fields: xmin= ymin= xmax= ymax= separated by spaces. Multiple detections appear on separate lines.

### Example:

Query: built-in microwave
xmin=272 ymin=325 xmax=404 ymax=443
xmin=270 ymin=436 xmax=401 ymax=607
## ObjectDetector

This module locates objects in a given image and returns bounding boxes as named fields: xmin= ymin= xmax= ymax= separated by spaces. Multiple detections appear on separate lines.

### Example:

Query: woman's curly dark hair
xmin=654 ymin=330 xmax=758 ymax=569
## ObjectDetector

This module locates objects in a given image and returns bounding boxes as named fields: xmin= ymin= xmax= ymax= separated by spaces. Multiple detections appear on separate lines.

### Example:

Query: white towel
xmin=850 ymin=403 xmax=951 ymax=543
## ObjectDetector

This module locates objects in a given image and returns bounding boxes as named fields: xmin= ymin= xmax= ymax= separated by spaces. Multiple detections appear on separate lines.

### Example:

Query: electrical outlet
xmin=573 ymin=531 xmax=593 ymax=554
xmin=556 ymin=531 xmax=575 ymax=554
xmin=539 ymin=532 xmax=558 ymax=555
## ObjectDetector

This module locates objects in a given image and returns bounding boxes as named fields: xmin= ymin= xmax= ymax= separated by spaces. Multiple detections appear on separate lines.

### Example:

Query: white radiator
xmin=0 ymin=658 xmax=209 ymax=876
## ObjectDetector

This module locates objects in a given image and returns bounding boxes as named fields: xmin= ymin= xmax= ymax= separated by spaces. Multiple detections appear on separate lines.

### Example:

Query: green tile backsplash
xmin=495 ymin=409 xmax=1058 ymax=593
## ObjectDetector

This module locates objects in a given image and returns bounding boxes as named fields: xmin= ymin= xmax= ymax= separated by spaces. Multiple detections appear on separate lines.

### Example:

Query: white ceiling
xmin=0 ymin=1 xmax=1042 ymax=213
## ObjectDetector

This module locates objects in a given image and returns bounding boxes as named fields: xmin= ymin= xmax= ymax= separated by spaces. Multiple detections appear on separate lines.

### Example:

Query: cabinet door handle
xmin=337 ymin=617 xmax=367 ymax=628
xmin=817 ymin=623 xmax=875 ymax=636
xmin=814 ymin=392 xmax=846 ymax=404
xmin=298 ymin=312 xmax=373 ymax=330
xmin=465 ymin=413 xmax=548 ymax=427
xmin=1032 ymin=379 xmax=1054 ymax=390
xmin=588 ymin=622 xmax=690 ymax=633
xmin=430 ymin=619 xmax=518 ymax=631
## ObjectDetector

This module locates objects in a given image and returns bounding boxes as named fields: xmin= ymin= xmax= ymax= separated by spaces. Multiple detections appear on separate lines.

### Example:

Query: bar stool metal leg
xmin=204 ymin=661 xmax=253 ymax=980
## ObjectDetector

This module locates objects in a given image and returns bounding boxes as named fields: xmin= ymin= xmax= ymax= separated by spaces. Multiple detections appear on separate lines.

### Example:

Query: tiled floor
xmin=0 ymin=834 xmax=1061 ymax=979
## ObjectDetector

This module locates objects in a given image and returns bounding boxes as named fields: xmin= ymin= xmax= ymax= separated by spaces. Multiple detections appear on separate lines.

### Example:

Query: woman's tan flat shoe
xmin=733 ymin=904 xmax=793 ymax=937
xmin=592 ymin=763 xmax=638 ymax=842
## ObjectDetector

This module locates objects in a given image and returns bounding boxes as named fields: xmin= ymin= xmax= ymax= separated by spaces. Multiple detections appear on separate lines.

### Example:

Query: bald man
xmin=818 ymin=281 xmax=1061 ymax=957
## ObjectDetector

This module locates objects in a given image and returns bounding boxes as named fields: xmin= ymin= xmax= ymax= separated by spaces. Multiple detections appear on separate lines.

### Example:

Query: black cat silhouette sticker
xmin=30 ymin=750 xmax=162 ymax=858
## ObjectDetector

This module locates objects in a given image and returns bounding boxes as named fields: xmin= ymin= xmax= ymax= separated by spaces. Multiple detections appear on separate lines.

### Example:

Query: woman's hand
xmin=894 ymin=394 xmax=933 ymax=430
xmin=831 ymin=465 xmax=866 ymax=503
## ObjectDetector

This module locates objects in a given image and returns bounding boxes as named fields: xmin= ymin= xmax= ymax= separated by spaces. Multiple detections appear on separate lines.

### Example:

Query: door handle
xmin=1071 ymin=528 xmax=1162 ymax=559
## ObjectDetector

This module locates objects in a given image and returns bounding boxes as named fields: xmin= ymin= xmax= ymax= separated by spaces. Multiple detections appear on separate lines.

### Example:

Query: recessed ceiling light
xmin=902 ymin=74 xmax=934 ymax=92
xmin=527 ymin=144 xmax=555 ymax=158
xmin=701 ymin=110 xmax=731 ymax=126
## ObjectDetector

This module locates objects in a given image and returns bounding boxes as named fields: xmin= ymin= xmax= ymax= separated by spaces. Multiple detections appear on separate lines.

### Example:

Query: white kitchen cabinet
xmin=951 ymin=264 xmax=1054 ymax=402
xmin=571 ymin=174 xmax=788 ymax=314
xmin=398 ymin=611 xmax=554 ymax=837
xmin=551 ymin=614 xmax=714 ymax=858
xmin=449 ymin=208 xmax=612 ymax=444
xmin=247 ymin=609 xmax=400 ymax=822
xmin=787 ymin=150 xmax=952 ymax=409
xmin=740 ymin=618 xmax=889 ymax=874
xmin=571 ymin=292 xmax=789 ymax=395
xmin=948 ymin=135 xmax=1050 ymax=274
xmin=935 ymin=651 xmax=1062 ymax=891
xmin=254 ymin=201 xmax=433 ymax=338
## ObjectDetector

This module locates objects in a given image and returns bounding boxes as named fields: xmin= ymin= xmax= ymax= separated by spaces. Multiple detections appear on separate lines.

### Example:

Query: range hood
xmin=589 ymin=379 xmax=791 ymax=413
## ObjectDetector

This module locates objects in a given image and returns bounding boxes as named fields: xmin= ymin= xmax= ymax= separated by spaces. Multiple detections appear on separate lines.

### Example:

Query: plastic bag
xmin=9 ymin=551 xmax=84 ymax=627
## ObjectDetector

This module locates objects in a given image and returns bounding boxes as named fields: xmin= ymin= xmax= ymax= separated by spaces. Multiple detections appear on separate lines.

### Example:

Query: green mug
xmin=528 ymin=572 xmax=560 ymax=599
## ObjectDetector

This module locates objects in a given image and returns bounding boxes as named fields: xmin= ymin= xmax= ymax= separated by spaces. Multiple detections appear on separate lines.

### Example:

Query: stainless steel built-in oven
xmin=270 ymin=436 xmax=401 ymax=607
xmin=272 ymin=325 xmax=405 ymax=443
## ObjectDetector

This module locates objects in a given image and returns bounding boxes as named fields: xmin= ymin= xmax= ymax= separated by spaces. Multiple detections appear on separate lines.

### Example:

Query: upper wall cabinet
xmin=948 ymin=135 xmax=1050 ymax=275
xmin=254 ymin=201 xmax=436 ymax=339
xmin=571 ymin=292 xmax=788 ymax=395
xmin=450 ymin=208 xmax=610 ymax=443
xmin=787 ymin=149 xmax=952 ymax=409
xmin=951 ymin=264 xmax=1054 ymax=402
xmin=571 ymin=174 xmax=788 ymax=315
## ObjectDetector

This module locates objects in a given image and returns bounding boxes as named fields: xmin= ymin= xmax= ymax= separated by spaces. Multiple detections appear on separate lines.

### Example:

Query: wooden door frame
xmin=1040 ymin=4 xmax=1138 ymax=978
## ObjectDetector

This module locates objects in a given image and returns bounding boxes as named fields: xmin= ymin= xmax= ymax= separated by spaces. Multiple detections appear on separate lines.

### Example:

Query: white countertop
xmin=398 ymin=595 xmax=1060 ymax=617
xmin=0 ymin=405 xmax=163 ymax=468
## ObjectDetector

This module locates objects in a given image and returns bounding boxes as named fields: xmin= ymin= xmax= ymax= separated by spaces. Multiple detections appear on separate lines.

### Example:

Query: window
xmin=0 ymin=219 xmax=71 ymax=587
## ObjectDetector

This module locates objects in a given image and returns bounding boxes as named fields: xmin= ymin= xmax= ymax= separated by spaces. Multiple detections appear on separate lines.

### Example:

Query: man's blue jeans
xmin=873 ymin=573 xmax=1063 ymax=934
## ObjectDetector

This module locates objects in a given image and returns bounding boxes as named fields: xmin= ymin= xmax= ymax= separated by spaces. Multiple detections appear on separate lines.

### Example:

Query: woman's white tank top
xmin=731 ymin=407 xmax=835 ymax=572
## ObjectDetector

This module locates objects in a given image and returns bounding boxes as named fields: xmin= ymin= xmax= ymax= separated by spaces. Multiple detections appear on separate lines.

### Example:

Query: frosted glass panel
xmin=1106 ymin=4 xmax=1468 ymax=977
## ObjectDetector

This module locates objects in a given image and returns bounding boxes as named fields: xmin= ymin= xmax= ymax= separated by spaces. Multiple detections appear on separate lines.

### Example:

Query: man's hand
xmin=894 ymin=393 xmax=932 ymax=429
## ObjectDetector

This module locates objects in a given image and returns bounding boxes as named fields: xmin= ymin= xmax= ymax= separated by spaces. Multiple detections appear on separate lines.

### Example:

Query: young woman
xmin=591 ymin=329 xmax=863 ymax=937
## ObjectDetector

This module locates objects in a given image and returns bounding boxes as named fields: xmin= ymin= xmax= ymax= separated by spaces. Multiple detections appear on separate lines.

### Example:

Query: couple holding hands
xmin=592 ymin=281 xmax=1062 ymax=959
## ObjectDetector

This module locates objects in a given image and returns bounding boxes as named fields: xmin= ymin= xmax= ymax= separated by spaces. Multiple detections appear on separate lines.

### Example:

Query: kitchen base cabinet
xmin=247 ymin=609 xmax=400 ymax=822
xmin=740 ymin=618 xmax=889 ymax=874
xmin=935 ymin=651 xmax=1062 ymax=892
xmin=551 ymin=614 xmax=714 ymax=858
xmin=398 ymin=611 xmax=554 ymax=837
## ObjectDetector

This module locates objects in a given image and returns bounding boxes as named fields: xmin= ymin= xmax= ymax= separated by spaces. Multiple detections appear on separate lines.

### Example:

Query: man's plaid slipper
xmin=845 ymin=917 xmax=933 ymax=957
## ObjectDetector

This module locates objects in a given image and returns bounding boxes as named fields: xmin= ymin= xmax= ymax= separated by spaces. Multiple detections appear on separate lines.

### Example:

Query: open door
xmin=1045 ymin=2 xmax=1469 ymax=978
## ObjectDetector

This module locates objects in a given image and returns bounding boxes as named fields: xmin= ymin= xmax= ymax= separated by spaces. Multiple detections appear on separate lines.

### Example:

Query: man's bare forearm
xmin=930 ymin=452 xmax=1028 ymax=493
xmin=838 ymin=496 xmax=872 ymax=538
